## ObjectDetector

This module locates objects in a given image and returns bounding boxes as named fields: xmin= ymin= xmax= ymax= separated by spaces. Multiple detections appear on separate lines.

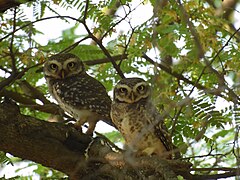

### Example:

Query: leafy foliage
xmin=0 ymin=152 xmax=13 ymax=166
xmin=0 ymin=0 xmax=240 ymax=179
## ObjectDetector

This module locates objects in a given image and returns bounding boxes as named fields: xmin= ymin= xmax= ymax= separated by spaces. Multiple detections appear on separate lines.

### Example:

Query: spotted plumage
xmin=43 ymin=53 xmax=113 ymax=134
xmin=111 ymin=78 xmax=175 ymax=158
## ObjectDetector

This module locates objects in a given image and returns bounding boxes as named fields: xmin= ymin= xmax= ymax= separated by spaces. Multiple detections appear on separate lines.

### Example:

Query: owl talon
xmin=74 ymin=124 xmax=83 ymax=133
xmin=85 ymin=129 xmax=94 ymax=135
xmin=85 ymin=121 xmax=96 ymax=135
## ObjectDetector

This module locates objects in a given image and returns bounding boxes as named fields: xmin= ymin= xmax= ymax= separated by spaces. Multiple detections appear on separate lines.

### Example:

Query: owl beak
xmin=130 ymin=92 xmax=135 ymax=101
xmin=59 ymin=70 xmax=66 ymax=79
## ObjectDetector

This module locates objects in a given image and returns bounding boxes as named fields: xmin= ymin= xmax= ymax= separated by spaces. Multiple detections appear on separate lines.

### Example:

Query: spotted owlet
xmin=43 ymin=53 xmax=113 ymax=135
xmin=111 ymin=77 xmax=175 ymax=158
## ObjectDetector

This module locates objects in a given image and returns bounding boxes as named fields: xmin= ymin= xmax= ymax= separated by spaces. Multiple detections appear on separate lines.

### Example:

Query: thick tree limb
xmin=0 ymin=100 xmax=92 ymax=179
xmin=0 ymin=100 xmax=183 ymax=179
xmin=0 ymin=100 xmax=238 ymax=179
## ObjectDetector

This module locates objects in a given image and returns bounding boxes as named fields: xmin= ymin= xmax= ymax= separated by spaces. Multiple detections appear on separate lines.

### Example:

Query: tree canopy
xmin=0 ymin=0 xmax=240 ymax=179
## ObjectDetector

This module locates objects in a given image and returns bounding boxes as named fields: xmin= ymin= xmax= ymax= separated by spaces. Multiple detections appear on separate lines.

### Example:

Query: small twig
xmin=119 ymin=26 xmax=135 ymax=66
xmin=83 ymin=0 xmax=89 ymax=22
xmin=142 ymin=54 xmax=225 ymax=98
xmin=17 ymin=80 xmax=51 ymax=104
xmin=174 ymin=1 xmax=240 ymax=104
xmin=0 ymin=14 xmax=125 ymax=79
xmin=100 ymin=0 xmax=140 ymax=41
xmin=176 ymin=0 xmax=204 ymax=59
xmin=233 ymin=125 xmax=240 ymax=159
xmin=0 ymin=88 xmax=63 ymax=115
xmin=60 ymin=36 xmax=91 ymax=54
xmin=192 ymin=171 xmax=237 ymax=180
xmin=170 ymin=106 xmax=183 ymax=137
xmin=0 ymin=65 xmax=11 ymax=73
xmin=9 ymin=7 xmax=17 ymax=74
xmin=0 ymin=16 xmax=83 ymax=42
xmin=0 ymin=62 xmax=43 ymax=91
xmin=190 ymin=167 xmax=237 ymax=171
xmin=187 ymin=26 xmax=240 ymax=102
xmin=182 ymin=151 xmax=231 ymax=160
xmin=85 ymin=54 xmax=128 ymax=66
xmin=83 ymin=23 xmax=125 ymax=78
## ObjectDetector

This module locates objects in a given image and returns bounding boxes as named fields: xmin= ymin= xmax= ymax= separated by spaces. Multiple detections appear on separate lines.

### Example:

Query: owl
xmin=111 ymin=78 xmax=175 ymax=158
xmin=43 ymin=53 xmax=113 ymax=135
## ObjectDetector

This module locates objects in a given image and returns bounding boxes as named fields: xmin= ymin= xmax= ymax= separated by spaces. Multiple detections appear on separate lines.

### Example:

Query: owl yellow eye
xmin=119 ymin=87 xmax=127 ymax=93
xmin=68 ymin=62 xmax=76 ymax=68
xmin=137 ymin=85 xmax=145 ymax=91
xmin=50 ymin=63 xmax=58 ymax=70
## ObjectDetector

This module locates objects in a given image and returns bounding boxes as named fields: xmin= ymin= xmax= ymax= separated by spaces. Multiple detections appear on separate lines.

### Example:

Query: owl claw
xmin=85 ymin=129 xmax=94 ymax=136
xmin=85 ymin=121 xmax=96 ymax=136
xmin=74 ymin=124 xmax=83 ymax=133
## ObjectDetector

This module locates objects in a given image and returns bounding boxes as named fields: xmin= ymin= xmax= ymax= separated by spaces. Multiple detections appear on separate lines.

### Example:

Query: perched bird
xmin=43 ymin=53 xmax=113 ymax=135
xmin=111 ymin=77 xmax=175 ymax=158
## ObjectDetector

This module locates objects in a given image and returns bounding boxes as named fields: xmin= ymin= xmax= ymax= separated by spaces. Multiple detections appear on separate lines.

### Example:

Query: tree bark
xmin=1 ymin=100 xmax=238 ymax=179
xmin=0 ymin=100 xmax=191 ymax=179
xmin=0 ymin=99 xmax=92 ymax=179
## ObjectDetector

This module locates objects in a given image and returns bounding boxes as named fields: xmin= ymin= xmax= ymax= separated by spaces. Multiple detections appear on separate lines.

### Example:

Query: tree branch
xmin=60 ymin=36 xmax=91 ymax=54
xmin=0 ymin=100 xmax=193 ymax=179
xmin=0 ymin=53 xmax=127 ymax=117
xmin=0 ymin=0 xmax=34 ymax=13
xmin=9 ymin=7 xmax=17 ymax=74
xmin=0 ymin=100 xmax=238 ymax=179
xmin=192 ymin=171 xmax=237 ymax=180
xmin=0 ymin=62 xmax=43 ymax=92
xmin=0 ymin=89 xmax=66 ymax=116
xmin=0 ymin=16 xmax=83 ymax=43
xmin=0 ymin=14 xmax=124 ymax=78
xmin=85 ymin=54 xmax=128 ymax=66
xmin=0 ymin=100 xmax=92 ymax=179
xmin=142 ymin=54 xmax=222 ymax=96
xmin=18 ymin=80 xmax=51 ymax=104
xmin=176 ymin=0 xmax=204 ymax=59
xmin=84 ymin=26 xmax=125 ymax=78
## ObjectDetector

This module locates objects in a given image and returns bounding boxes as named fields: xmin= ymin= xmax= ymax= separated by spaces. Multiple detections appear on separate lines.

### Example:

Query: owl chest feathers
xmin=112 ymin=102 xmax=168 ymax=156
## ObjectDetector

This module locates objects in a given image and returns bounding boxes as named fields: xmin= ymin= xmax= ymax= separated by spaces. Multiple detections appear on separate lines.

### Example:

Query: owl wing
xmin=54 ymin=73 xmax=114 ymax=127
xmin=146 ymin=102 xmax=173 ymax=151
xmin=80 ymin=74 xmax=112 ymax=116
xmin=76 ymin=74 xmax=114 ymax=126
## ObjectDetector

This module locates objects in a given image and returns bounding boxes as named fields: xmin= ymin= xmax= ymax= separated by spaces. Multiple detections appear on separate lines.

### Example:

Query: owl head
xmin=44 ymin=53 xmax=85 ymax=79
xmin=113 ymin=78 xmax=151 ymax=104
